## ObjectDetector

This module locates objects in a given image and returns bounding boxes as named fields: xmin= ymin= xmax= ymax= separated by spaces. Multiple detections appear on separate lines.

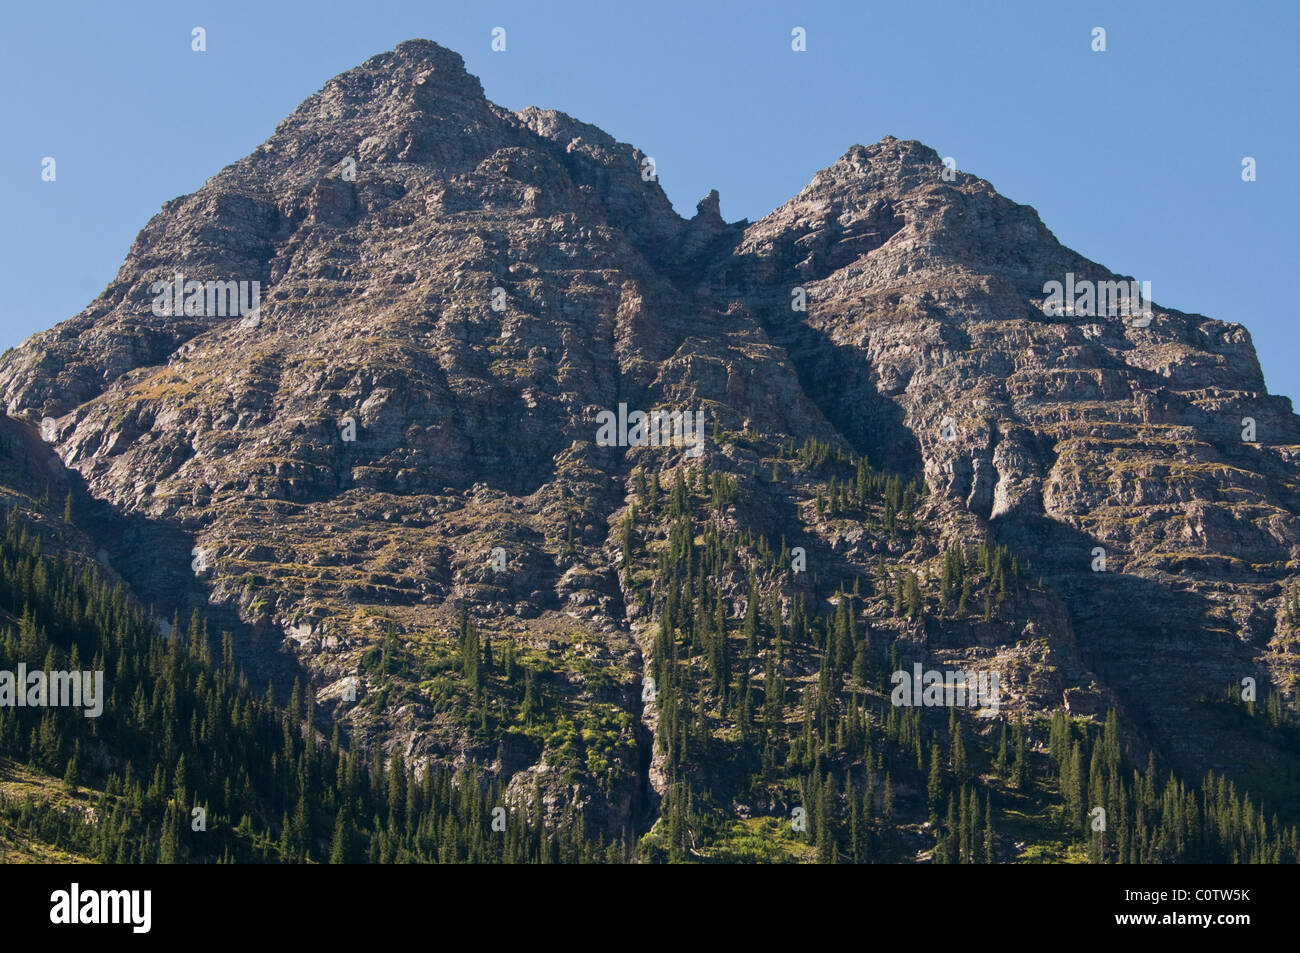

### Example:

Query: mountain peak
xmin=391 ymin=37 xmax=460 ymax=60
xmin=4 ymin=40 xmax=1298 ymax=855
xmin=364 ymin=38 xmax=480 ymax=92
xmin=821 ymin=137 xmax=946 ymax=188
xmin=286 ymin=38 xmax=488 ymax=132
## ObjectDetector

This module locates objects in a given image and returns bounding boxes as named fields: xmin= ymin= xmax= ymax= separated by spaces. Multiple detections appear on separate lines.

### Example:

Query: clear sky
xmin=3 ymin=0 xmax=1297 ymax=402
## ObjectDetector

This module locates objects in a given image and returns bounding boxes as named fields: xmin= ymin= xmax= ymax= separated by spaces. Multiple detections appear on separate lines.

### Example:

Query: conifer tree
xmin=927 ymin=741 xmax=944 ymax=825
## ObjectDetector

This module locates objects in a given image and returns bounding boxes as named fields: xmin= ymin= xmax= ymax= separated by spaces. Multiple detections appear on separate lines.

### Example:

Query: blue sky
xmin=3 ymin=0 xmax=1297 ymax=402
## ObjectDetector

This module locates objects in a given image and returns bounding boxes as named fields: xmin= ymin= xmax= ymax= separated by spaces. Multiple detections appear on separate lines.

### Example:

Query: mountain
xmin=2 ymin=38 xmax=1298 ymax=861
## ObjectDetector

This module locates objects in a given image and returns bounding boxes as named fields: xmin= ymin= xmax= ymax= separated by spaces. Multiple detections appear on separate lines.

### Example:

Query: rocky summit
xmin=3 ymin=39 xmax=1299 ymax=860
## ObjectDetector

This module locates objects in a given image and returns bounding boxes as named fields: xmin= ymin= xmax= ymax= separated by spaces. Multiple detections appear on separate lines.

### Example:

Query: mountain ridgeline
xmin=2 ymin=39 xmax=1298 ymax=863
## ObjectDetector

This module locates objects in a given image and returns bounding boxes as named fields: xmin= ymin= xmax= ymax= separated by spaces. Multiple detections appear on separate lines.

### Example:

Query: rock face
xmin=4 ymin=39 xmax=1299 ymax=836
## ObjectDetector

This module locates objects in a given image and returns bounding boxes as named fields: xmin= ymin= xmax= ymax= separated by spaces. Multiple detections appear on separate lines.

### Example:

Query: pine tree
xmin=816 ymin=774 xmax=837 ymax=864
xmin=982 ymin=794 xmax=995 ymax=863
xmin=63 ymin=742 xmax=80 ymax=788
xmin=903 ymin=572 xmax=922 ymax=619
xmin=927 ymin=742 xmax=944 ymax=825
xmin=944 ymin=796 xmax=959 ymax=864
xmin=158 ymin=803 xmax=178 ymax=864
xmin=1011 ymin=717 xmax=1026 ymax=790
xmin=329 ymin=811 xmax=350 ymax=864
xmin=951 ymin=722 xmax=968 ymax=784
